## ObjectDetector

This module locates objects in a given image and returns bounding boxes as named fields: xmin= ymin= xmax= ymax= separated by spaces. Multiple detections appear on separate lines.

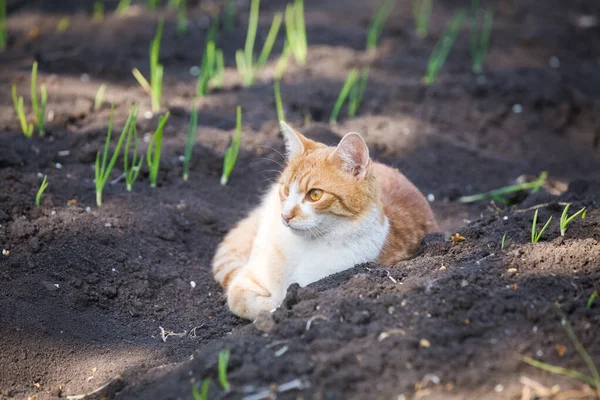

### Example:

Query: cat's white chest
xmin=281 ymin=208 xmax=389 ymax=289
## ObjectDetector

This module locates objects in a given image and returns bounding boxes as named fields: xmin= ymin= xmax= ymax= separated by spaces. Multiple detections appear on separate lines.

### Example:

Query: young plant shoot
xmin=35 ymin=175 xmax=48 ymax=207
xmin=501 ymin=232 xmax=509 ymax=249
xmin=132 ymin=20 xmax=164 ymax=111
xmin=197 ymin=40 xmax=216 ymax=97
xmin=147 ymin=112 xmax=170 ymax=187
xmin=588 ymin=291 xmax=598 ymax=309
xmin=94 ymin=84 xmax=107 ymax=111
xmin=183 ymin=100 xmax=199 ymax=181
xmin=531 ymin=209 xmax=552 ymax=244
xmin=224 ymin=0 xmax=236 ymax=31
xmin=116 ymin=0 xmax=131 ymax=14
xmin=212 ymin=49 xmax=225 ymax=88
xmin=123 ymin=105 xmax=142 ymax=191
xmin=93 ymin=1 xmax=104 ymax=22
xmin=424 ymin=10 xmax=466 ymax=85
xmin=412 ymin=0 xmax=433 ymax=38
xmin=348 ymin=67 xmax=369 ymax=117
xmin=0 ymin=0 xmax=6 ymax=52
xmin=30 ymin=61 xmax=48 ymax=136
xmin=330 ymin=69 xmax=358 ymax=124
xmin=191 ymin=379 xmax=210 ymax=400
xmin=470 ymin=0 xmax=493 ymax=73
xmin=367 ymin=0 xmax=394 ymax=50
xmin=235 ymin=0 xmax=283 ymax=86
xmin=95 ymin=105 xmax=135 ymax=206
xmin=284 ymin=0 xmax=307 ymax=64
xmin=459 ymin=172 xmax=548 ymax=203
xmin=147 ymin=0 xmax=159 ymax=10
xmin=559 ymin=203 xmax=586 ymax=237
xmin=176 ymin=0 xmax=187 ymax=35
xmin=221 ymin=107 xmax=242 ymax=186
xmin=274 ymin=79 xmax=285 ymax=122
xmin=218 ymin=349 xmax=231 ymax=392
xmin=12 ymin=85 xmax=34 ymax=137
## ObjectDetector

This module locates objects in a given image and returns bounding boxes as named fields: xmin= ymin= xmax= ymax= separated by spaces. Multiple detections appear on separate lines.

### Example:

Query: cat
xmin=212 ymin=121 xmax=438 ymax=320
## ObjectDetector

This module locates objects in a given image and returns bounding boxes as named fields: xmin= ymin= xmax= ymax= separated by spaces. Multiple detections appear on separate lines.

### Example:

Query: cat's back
xmin=372 ymin=162 xmax=438 ymax=264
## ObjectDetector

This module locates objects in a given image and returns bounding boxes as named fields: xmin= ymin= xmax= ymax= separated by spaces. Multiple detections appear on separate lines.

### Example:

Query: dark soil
xmin=1 ymin=0 xmax=600 ymax=399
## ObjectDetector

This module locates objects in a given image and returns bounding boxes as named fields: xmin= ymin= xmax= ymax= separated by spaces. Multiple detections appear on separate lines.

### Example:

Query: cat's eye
xmin=282 ymin=186 xmax=290 ymax=197
xmin=307 ymin=188 xmax=323 ymax=202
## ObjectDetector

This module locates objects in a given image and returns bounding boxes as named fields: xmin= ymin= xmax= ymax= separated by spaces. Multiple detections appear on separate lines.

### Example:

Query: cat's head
xmin=277 ymin=121 xmax=380 ymax=237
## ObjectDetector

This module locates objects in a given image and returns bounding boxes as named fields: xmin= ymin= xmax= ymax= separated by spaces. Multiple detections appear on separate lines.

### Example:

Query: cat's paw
xmin=226 ymin=270 xmax=279 ymax=320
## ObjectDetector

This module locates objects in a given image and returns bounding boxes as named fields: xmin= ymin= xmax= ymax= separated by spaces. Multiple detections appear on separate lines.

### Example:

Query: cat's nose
xmin=281 ymin=213 xmax=293 ymax=224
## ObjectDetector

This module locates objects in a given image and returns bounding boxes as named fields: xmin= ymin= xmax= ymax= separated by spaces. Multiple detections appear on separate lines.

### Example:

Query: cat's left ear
xmin=280 ymin=121 xmax=311 ymax=159
xmin=331 ymin=132 xmax=371 ymax=181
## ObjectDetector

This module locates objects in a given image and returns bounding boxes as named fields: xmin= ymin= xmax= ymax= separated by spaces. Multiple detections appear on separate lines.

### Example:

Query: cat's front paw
xmin=227 ymin=270 xmax=279 ymax=320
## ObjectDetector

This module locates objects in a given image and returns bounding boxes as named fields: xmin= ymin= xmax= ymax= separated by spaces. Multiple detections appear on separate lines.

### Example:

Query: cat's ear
xmin=331 ymin=132 xmax=371 ymax=180
xmin=280 ymin=121 xmax=307 ymax=159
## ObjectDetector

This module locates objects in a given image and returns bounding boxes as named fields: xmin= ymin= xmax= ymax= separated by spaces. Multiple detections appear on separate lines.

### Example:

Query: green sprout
xmin=218 ymin=349 xmax=231 ymax=392
xmin=93 ymin=1 xmax=104 ymax=22
xmin=284 ymin=0 xmax=307 ymax=64
xmin=275 ymin=41 xmax=292 ymax=79
xmin=224 ymin=0 xmax=236 ymax=32
xmin=522 ymin=306 xmax=600 ymax=397
xmin=559 ymin=203 xmax=586 ymax=237
xmin=123 ymin=105 xmax=142 ymax=191
xmin=35 ymin=175 xmax=48 ymax=207
xmin=235 ymin=0 xmax=283 ymax=86
xmin=94 ymin=84 xmax=106 ymax=111
xmin=274 ymin=79 xmax=285 ymax=122
xmin=197 ymin=40 xmax=216 ymax=97
xmin=501 ymin=232 xmax=509 ymax=249
xmin=30 ymin=61 xmax=48 ymax=136
xmin=213 ymin=49 xmax=224 ymax=89
xmin=412 ymin=0 xmax=433 ymax=38
xmin=11 ymin=85 xmax=34 ymax=137
xmin=424 ymin=10 xmax=465 ymax=85
xmin=459 ymin=172 xmax=547 ymax=203
xmin=367 ymin=0 xmax=394 ymax=50
xmin=588 ymin=291 xmax=598 ymax=309
xmin=175 ymin=0 xmax=187 ymax=35
xmin=146 ymin=112 xmax=170 ymax=188
xmin=531 ymin=209 xmax=552 ymax=244
xmin=95 ymin=104 xmax=135 ymax=206
xmin=147 ymin=0 xmax=159 ymax=10
xmin=183 ymin=99 xmax=199 ymax=181
xmin=330 ymin=69 xmax=357 ymax=124
xmin=57 ymin=17 xmax=70 ymax=33
xmin=470 ymin=0 xmax=493 ymax=73
xmin=221 ymin=107 xmax=242 ymax=186
xmin=192 ymin=379 xmax=210 ymax=400
xmin=116 ymin=0 xmax=131 ymax=14
xmin=132 ymin=20 xmax=164 ymax=111
xmin=0 ymin=0 xmax=6 ymax=52
xmin=348 ymin=67 xmax=369 ymax=117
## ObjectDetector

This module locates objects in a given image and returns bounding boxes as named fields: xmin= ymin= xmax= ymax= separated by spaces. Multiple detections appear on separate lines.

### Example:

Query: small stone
xmin=549 ymin=56 xmax=560 ymax=68
xmin=419 ymin=338 xmax=431 ymax=348
xmin=190 ymin=281 xmax=196 ymax=289
xmin=253 ymin=311 xmax=275 ymax=333
xmin=494 ymin=384 xmax=504 ymax=393
xmin=512 ymin=104 xmax=523 ymax=114
xmin=427 ymin=193 xmax=435 ymax=202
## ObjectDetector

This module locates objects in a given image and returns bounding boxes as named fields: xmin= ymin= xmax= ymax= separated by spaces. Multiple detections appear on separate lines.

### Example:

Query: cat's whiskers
xmin=260 ymin=157 xmax=286 ymax=170
xmin=258 ymin=145 xmax=286 ymax=162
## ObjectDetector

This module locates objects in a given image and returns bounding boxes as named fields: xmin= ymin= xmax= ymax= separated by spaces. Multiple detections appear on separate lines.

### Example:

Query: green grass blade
xmin=132 ymin=68 xmax=152 ymax=95
xmin=295 ymin=0 xmax=307 ymax=62
xmin=191 ymin=379 xmax=210 ymax=400
xmin=221 ymin=107 xmax=242 ymax=185
xmin=367 ymin=0 xmax=394 ymax=49
xmin=104 ymin=108 xmax=135 ymax=184
xmin=35 ymin=175 xmax=48 ymax=207
xmin=424 ymin=10 xmax=465 ymax=84
xmin=94 ymin=84 xmax=107 ymax=111
xmin=150 ymin=20 xmax=164 ymax=111
xmin=522 ymin=356 xmax=597 ymax=387
xmin=0 ymin=0 xmax=7 ymax=51
xmin=256 ymin=12 xmax=283 ymax=70
xmin=147 ymin=0 xmax=159 ymax=10
xmin=348 ymin=67 xmax=369 ymax=117
xmin=124 ymin=105 xmax=140 ymax=191
xmin=459 ymin=172 xmax=547 ymax=203
xmin=224 ymin=0 xmax=236 ymax=31
xmin=501 ymin=232 xmax=508 ymax=249
xmin=176 ymin=0 xmax=187 ymax=35
xmin=274 ymin=79 xmax=285 ymax=122
xmin=218 ymin=349 xmax=231 ymax=391
xmin=39 ymin=84 xmax=47 ymax=135
xmin=12 ymin=85 xmax=33 ymax=137
xmin=101 ymin=105 xmax=115 ymax=180
xmin=197 ymin=40 xmax=216 ymax=96
xmin=116 ymin=0 xmax=131 ymax=14
xmin=537 ymin=215 xmax=552 ymax=241
xmin=93 ymin=1 xmax=104 ymax=22
xmin=212 ymin=49 xmax=224 ymax=88
xmin=184 ymin=100 xmax=199 ymax=181
xmin=330 ymin=69 xmax=357 ymax=124
xmin=147 ymin=113 xmax=170 ymax=187
xmin=413 ymin=0 xmax=433 ymax=38
xmin=588 ymin=291 xmax=598 ymax=309
xmin=235 ymin=50 xmax=251 ymax=86
xmin=245 ymin=0 xmax=260 ymax=68
xmin=30 ymin=61 xmax=41 ymax=134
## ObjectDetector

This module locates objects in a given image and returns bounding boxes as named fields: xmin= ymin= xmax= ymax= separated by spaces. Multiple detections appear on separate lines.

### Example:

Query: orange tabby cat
xmin=212 ymin=122 xmax=437 ymax=320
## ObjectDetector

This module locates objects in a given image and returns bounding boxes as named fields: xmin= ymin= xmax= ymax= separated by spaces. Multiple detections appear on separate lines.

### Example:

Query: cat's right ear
xmin=280 ymin=121 xmax=305 ymax=159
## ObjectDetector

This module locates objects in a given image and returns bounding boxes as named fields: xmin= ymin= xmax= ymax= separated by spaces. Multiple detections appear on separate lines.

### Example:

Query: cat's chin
xmin=286 ymin=224 xmax=320 ymax=239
